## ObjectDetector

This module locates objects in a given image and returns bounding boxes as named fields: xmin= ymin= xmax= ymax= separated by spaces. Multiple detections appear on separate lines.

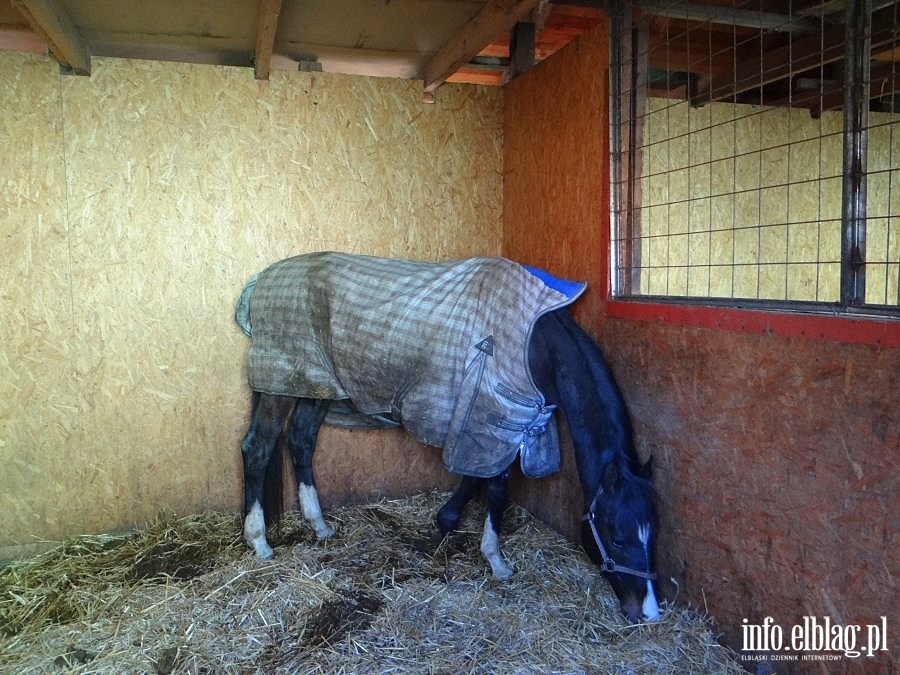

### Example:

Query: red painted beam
xmin=606 ymin=300 xmax=900 ymax=348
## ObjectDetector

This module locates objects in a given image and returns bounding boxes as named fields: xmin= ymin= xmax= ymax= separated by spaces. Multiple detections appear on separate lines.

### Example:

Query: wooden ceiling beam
xmin=697 ymin=24 xmax=845 ymax=105
xmin=647 ymin=40 xmax=735 ymax=78
xmin=638 ymin=0 xmax=819 ymax=33
xmin=762 ymin=61 xmax=900 ymax=114
xmin=696 ymin=5 xmax=898 ymax=106
xmin=421 ymin=0 xmax=542 ymax=96
xmin=12 ymin=0 xmax=89 ymax=75
xmin=254 ymin=0 xmax=282 ymax=80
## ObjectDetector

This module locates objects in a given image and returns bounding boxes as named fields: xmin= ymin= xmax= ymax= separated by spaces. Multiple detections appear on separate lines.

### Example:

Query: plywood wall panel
xmin=603 ymin=318 xmax=898 ymax=661
xmin=0 ymin=56 xmax=77 ymax=547
xmin=502 ymin=17 xmax=611 ymax=537
xmin=0 ymin=52 xmax=502 ymax=557
xmin=640 ymin=99 xmax=859 ymax=302
xmin=503 ymin=21 xmax=609 ymax=326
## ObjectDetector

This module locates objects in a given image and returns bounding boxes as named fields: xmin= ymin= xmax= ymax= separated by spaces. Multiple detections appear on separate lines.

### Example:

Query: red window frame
xmin=605 ymin=299 xmax=899 ymax=348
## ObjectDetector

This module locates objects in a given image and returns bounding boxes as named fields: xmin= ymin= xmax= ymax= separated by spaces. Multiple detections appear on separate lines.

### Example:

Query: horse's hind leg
xmin=286 ymin=398 xmax=333 ymax=539
xmin=242 ymin=392 xmax=294 ymax=558
xmin=480 ymin=470 xmax=514 ymax=579
xmin=436 ymin=476 xmax=483 ymax=534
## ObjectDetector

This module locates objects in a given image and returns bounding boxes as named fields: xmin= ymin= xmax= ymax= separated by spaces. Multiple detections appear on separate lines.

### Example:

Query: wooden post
xmin=509 ymin=21 xmax=536 ymax=79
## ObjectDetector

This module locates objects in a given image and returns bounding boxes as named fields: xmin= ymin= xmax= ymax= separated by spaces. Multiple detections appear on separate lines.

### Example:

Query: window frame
xmin=608 ymin=0 xmax=900 ymax=331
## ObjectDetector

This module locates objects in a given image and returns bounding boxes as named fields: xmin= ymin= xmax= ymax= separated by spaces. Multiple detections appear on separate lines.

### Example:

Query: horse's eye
xmin=612 ymin=538 xmax=625 ymax=549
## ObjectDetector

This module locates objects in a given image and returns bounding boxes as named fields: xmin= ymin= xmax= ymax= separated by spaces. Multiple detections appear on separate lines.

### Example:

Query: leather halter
xmin=581 ymin=487 xmax=658 ymax=581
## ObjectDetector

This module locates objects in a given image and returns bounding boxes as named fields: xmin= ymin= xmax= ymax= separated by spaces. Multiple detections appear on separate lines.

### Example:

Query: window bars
xmin=610 ymin=0 xmax=900 ymax=316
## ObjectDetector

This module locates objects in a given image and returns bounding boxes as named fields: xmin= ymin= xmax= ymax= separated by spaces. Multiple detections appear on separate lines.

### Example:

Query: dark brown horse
xmin=237 ymin=254 xmax=660 ymax=622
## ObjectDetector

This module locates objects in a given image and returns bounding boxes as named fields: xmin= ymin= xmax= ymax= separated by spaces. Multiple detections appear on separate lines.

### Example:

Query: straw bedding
xmin=1 ymin=492 xmax=744 ymax=674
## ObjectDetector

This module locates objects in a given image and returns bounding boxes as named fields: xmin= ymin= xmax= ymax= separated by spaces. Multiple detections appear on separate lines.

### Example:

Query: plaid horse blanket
xmin=236 ymin=252 xmax=585 ymax=478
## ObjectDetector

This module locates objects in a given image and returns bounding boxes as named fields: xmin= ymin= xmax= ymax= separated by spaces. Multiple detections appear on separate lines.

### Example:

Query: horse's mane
xmin=532 ymin=309 xmax=655 ymax=506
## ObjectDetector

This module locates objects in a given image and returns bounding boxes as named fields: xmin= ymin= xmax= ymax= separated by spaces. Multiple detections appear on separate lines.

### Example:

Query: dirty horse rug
xmin=236 ymin=252 xmax=586 ymax=478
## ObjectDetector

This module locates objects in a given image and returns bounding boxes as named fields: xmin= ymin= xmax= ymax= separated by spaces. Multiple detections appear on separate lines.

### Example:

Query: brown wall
xmin=502 ymin=16 xmax=612 ymax=543
xmin=503 ymin=17 xmax=898 ymax=668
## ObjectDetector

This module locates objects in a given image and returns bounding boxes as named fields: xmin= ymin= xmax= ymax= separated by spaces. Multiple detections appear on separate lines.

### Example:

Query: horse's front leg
xmin=436 ymin=475 xmax=483 ymax=533
xmin=480 ymin=469 xmax=514 ymax=579
xmin=286 ymin=397 xmax=334 ymax=539
xmin=242 ymin=393 xmax=294 ymax=558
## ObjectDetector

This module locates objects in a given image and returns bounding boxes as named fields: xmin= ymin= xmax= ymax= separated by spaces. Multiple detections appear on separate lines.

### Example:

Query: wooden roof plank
xmin=697 ymin=5 xmax=899 ymax=106
xmin=639 ymin=0 xmax=819 ymax=33
xmin=12 ymin=0 xmax=90 ymax=75
xmin=254 ymin=0 xmax=283 ymax=80
xmin=421 ymin=0 xmax=542 ymax=94
xmin=762 ymin=61 xmax=900 ymax=113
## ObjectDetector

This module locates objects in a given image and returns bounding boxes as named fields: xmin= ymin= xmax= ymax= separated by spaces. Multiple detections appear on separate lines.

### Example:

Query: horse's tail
xmin=235 ymin=273 xmax=259 ymax=337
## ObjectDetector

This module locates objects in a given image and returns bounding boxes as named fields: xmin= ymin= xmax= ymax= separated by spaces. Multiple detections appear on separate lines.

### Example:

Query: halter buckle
xmin=601 ymin=558 xmax=618 ymax=573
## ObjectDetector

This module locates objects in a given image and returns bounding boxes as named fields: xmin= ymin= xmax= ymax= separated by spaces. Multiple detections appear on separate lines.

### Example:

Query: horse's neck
xmin=536 ymin=311 xmax=635 ymax=503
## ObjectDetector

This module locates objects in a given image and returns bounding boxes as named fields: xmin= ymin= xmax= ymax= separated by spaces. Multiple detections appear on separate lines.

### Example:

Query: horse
xmin=237 ymin=253 xmax=660 ymax=623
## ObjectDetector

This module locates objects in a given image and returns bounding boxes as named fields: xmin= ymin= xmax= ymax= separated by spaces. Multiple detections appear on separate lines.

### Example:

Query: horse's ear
xmin=638 ymin=456 xmax=654 ymax=480
xmin=602 ymin=462 xmax=620 ymax=493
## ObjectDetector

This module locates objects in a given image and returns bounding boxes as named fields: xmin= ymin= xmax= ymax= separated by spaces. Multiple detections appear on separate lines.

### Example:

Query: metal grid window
xmin=610 ymin=0 xmax=900 ymax=316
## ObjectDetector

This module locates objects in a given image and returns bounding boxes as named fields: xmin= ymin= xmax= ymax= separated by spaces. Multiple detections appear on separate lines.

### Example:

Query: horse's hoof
xmin=314 ymin=523 xmax=336 ymax=539
xmin=489 ymin=561 xmax=515 ymax=579
xmin=253 ymin=544 xmax=275 ymax=559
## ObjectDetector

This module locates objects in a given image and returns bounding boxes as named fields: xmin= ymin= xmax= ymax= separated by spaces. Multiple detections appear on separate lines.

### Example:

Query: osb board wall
xmin=502 ymin=16 xmax=898 ymax=671
xmin=503 ymin=15 xmax=610 ymax=325
xmin=0 ymin=51 xmax=502 ymax=558
xmin=604 ymin=318 xmax=898 ymax=665
xmin=503 ymin=15 xmax=611 ymax=545
xmin=640 ymin=99 xmax=900 ymax=303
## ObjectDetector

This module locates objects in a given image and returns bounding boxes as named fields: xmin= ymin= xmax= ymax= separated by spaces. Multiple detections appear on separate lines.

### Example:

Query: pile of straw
xmin=1 ymin=492 xmax=744 ymax=674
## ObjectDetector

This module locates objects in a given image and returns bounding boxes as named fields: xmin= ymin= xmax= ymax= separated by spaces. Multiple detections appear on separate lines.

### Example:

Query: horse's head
xmin=581 ymin=458 xmax=660 ymax=623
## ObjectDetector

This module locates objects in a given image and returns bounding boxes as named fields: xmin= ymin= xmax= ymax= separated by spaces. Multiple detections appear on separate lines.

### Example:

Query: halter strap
xmin=582 ymin=487 xmax=658 ymax=581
